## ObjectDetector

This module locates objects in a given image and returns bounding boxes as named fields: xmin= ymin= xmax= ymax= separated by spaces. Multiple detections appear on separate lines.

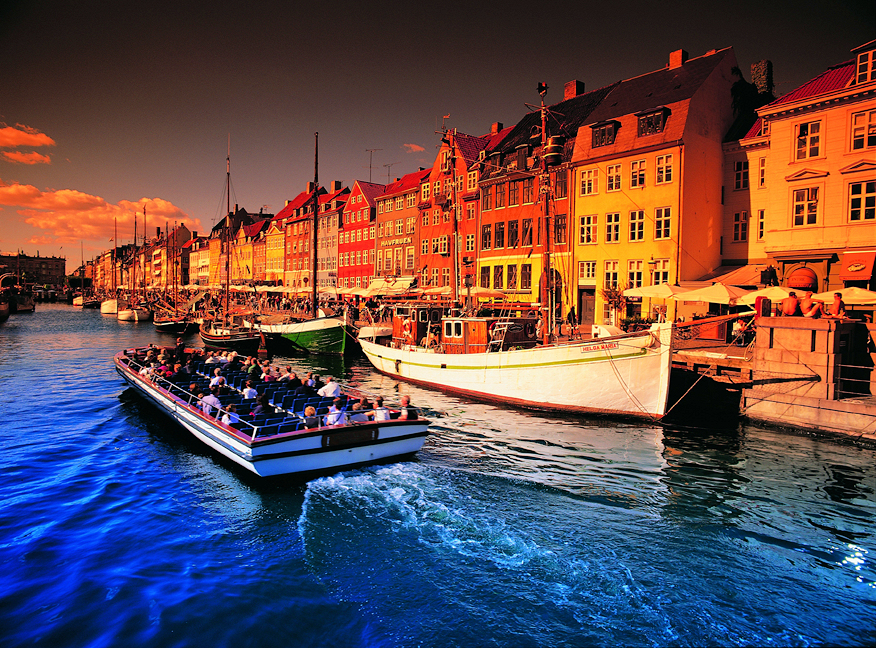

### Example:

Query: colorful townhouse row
xmin=88 ymin=40 xmax=876 ymax=326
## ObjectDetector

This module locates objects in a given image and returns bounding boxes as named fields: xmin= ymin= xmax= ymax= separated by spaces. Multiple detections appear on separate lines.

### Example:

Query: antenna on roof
xmin=383 ymin=162 xmax=400 ymax=183
xmin=365 ymin=149 xmax=382 ymax=183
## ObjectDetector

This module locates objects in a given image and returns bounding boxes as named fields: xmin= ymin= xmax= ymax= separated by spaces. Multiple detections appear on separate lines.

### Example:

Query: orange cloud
xmin=2 ymin=150 xmax=52 ymax=165
xmin=0 ymin=124 xmax=56 ymax=149
xmin=0 ymin=178 xmax=203 ymax=246
xmin=402 ymin=143 xmax=425 ymax=153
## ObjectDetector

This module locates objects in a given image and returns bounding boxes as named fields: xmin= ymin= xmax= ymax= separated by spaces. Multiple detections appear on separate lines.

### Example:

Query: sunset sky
xmin=1 ymin=0 xmax=872 ymax=273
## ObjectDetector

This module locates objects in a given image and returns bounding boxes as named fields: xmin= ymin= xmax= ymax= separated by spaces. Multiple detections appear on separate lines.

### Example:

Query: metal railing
xmin=835 ymin=363 xmax=874 ymax=400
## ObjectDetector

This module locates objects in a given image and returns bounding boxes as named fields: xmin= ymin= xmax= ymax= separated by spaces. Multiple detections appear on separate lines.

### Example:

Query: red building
xmin=339 ymin=180 xmax=385 ymax=289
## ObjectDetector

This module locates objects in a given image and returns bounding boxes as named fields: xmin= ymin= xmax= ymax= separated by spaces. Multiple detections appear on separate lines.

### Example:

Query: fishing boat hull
xmin=113 ymin=350 xmax=431 ymax=477
xmin=0 ymin=297 xmax=9 ymax=323
xmin=100 ymin=299 xmax=118 ymax=314
xmin=250 ymin=316 xmax=347 ymax=355
xmin=10 ymin=293 xmax=35 ymax=313
xmin=118 ymin=307 xmax=153 ymax=322
xmin=154 ymin=315 xmax=198 ymax=334
xmin=199 ymin=322 xmax=264 ymax=353
xmin=359 ymin=322 xmax=674 ymax=419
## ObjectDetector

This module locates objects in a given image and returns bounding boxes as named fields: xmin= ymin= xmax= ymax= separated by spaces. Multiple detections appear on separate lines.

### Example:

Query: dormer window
xmin=636 ymin=107 xmax=670 ymax=136
xmin=591 ymin=121 xmax=618 ymax=148
xmin=856 ymin=49 xmax=875 ymax=84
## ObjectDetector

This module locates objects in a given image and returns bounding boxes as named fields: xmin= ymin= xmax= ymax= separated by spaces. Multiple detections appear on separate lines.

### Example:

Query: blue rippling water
xmin=1 ymin=305 xmax=875 ymax=647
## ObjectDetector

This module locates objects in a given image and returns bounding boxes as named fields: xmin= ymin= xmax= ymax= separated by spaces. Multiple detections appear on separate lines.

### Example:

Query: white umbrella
xmin=623 ymin=284 xmax=692 ymax=299
xmin=669 ymin=282 xmax=752 ymax=305
xmin=812 ymin=286 xmax=876 ymax=305
xmin=468 ymin=286 xmax=506 ymax=299
xmin=737 ymin=286 xmax=793 ymax=306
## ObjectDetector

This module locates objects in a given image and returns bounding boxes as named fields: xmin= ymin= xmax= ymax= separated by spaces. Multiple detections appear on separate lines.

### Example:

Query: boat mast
xmin=224 ymin=137 xmax=231 ymax=325
xmin=538 ymin=83 xmax=553 ymax=344
xmin=112 ymin=217 xmax=117 ymax=295
xmin=142 ymin=205 xmax=147 ymax=301
xmin=311 ymin=132 xmax=319 ymax=319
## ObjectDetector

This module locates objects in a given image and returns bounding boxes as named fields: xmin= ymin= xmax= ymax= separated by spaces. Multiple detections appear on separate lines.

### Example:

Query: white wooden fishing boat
xmin=117 ymin=305 xmax=152 ymax=321
xmin=100 ymin=298 xmax=119 ymax=314
xmin=359 ymin=306 xmax=674 ymax=420
xmin=114 ymin=347 xmax=431 ymax=477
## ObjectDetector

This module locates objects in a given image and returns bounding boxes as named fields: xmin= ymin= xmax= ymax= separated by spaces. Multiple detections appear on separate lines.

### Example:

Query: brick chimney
xmin=306 ymin=182 xmax=315 ymax=193
xmin=491 ymin=122 xmax=503 ymax=134
xmin=564 ymin=80 xmax=585 ymax=100
xmin=669 ymin=49 xmax=689 ymax=69
xmin=331 ymin=180 xmax=342 ymax=192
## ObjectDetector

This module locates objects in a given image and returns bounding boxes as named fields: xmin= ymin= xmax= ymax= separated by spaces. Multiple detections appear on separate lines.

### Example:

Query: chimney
xmin=306 ymin=182 xmax=315 ymax=193
xmin=491 ymin=122 xmax=503 ymax=134
xmin=156 ymin=227 xmax=161 ymax=238
xmin=564 ymin=80 xmax=585 ymax=100
xmin=331 ymin=180 xmax=342 ymax=192
xmin=751 ymin=60 xmax=774 ymax=95
xmin=669 ymin=49 xmax=689 ymax=69
xmin=191 ymin=231 xmax=197 ymax=239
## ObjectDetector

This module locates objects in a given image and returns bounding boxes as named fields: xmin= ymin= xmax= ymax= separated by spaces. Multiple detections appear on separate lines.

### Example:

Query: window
xmin=407 ymin=193 xmax=416 ymax=208
xmin=629 ymin=210 xmax=645 ymax=241
xmin=406 ymin=217 xmax=415 ymax=233
xmin=522 ymin=178 xmax=534 ymax=203
xmin=467 ymin=171 xmax=478 ymax=191
xmin=607 ymin=164 xmax=621 ymax=192
xmin=656 ymin=154 xmax=673 ymax=184
xmin=481 ymin=225 xmax=492 ymax=250
xmin=521 ymin=264 xmax=532 ymax=290
xmin=734 ymin=161 xmax=749 ymax=189
xmin=493 ymin=265 xmax=503 ymax=289
xmin=467 ymin=203 xmax=476 ymax=220
xmin=655 ymin=207 xmax=671 ymax=240
xmin=508 ymin=220 xmax=519 ymax=248
xmin=433 ymin=181 xmax=441 ymax=197
xmin=495 ymin=222 xmax=505 ymax=248
xmin=758 ymin=158 xmax=766 ymax=188
xmin=580 ymin=261 xmax=596 ymax=281
xmin=592 ymin=123 xmax=616 ymax=147
xmin=605 ymin=212 xmax=620 ymax=243
xmin=481 ymin=185 xmax=492 ymax=211
xmin=604 ymin=261 xmax=619 ymax=288
xmin=480 ymin=267 xmax=490 ymax=288
xmin=395 ymin=219 xmax=403 ymax=235
xmin=849 ymin=180 xmax=876 ymax=221
xmin=795 ymin=121 xmax=821 ymax=160
xmin=857 ymin=50 xmax=876 ymax=84
xmin=406 ymin=246 xmax=415 ymax=269
xmin=653 ymin=259 xmax=669 ymax=284
xmin=628 ymin=260 xmax=643 ymax=288
xmin=793 ymin=187 xmax=819 ymax=226
xmin=495 ymin=183 xmax=506 ymax=208
xmin=421 ymin=239 xmax=429 ymax=255
xmin=422 ymin=213 xmax=429 ymax=227
xmin=522 ymin=219 xmax=533 ymax=246
xmin=439 ymin=235 xmax=449 ymax=255
xmin=508 ymin=180 xmax=520 ymax=205
xmin=851 ymin=110 xmax=876 ymax=151
xmin=555 ymin=215 xmax=567 ymax=244
xmin=504 ymin=264 xmax=516 ymax=290
xmin=442 ymin=268 xmax=450 ymax=286
xmin=580 ymin=215 xmax=598 ymax=244
xmin=631 ymin=160 xmax=646 ymax=188
xmin=758 ymin=210 xmax=765 ymax=240
xmin=733 ymin=211 xmax=748 ymax=241
xmin=466 ymin=233 xmax=475 ymax=251
xmin=432 ymin=268 xmax=439 ymax=286
xmin=421 ymin=183 xmax=430 ymax=201
xmin=580 ymin=169 xmax=598 ymax=196
xmin=555 ymin=173 xmax=567 ymax=198
xmin=638 ymin=111 xmax=665 ymax=136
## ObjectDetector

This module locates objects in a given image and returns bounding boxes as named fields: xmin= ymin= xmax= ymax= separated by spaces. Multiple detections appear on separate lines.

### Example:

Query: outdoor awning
xmin=364 ymin=276 xmax=416 ymax=296
xmin=838 ymin=250 xmax=876 ymax=281
xmin=696 ymin=264 xmax=766 ymax=287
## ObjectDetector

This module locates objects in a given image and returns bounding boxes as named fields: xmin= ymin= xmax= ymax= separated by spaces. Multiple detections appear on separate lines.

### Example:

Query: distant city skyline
xmin=2 ymin=0 xmax=873 ymax=271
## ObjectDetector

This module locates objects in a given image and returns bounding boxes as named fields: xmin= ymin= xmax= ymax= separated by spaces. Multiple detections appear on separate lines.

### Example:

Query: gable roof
xmin=764 ymin=59 xmax=855 ymax=109
xmin=273 ymin=187 xmax=327 ymax=222
xmin=453 ymin=132 xmax=491 ymax=168
xmin=380 ymin=168 xmax=431 ymax=197
xmin=353 ymin=180 xmax=386 ymax=205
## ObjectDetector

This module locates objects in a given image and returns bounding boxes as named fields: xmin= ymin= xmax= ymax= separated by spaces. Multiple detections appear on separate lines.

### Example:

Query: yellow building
xmin=726 ymin=40 xmax=876 ymax=292
xmin=570 ymin=48 xmax=738 ymax=325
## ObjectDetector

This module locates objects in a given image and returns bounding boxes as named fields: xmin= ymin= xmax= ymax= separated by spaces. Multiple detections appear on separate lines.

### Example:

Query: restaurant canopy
xmin=623 ymin=284 xmax=692 ymax=299
xmin=668 ymin=282 xmax=752 ymax=305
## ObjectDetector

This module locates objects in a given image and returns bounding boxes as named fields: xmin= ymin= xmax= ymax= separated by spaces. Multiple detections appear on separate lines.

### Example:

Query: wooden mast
xmin=224 ymin=136 xmax=231 ymax=326
xmin=311 ymin=132 xmax=319 ymax=319
xmin=538 ymin=84 xmax=553 ymax=344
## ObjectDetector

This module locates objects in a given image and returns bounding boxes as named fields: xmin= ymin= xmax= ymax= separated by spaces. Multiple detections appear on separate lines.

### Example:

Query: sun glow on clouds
xmin=402 ymin=143 xmax=425 ymax=153
xmin=0 ymin=179 xmax=203 ymax=246
xmin=0 ymin=124 xmax=55 ymax=165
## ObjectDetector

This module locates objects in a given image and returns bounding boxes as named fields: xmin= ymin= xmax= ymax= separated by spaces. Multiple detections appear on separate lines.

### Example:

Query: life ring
xmin=525 ymin=322 xmax=535 ymax=339
xmin=488 ymin=321 xmax=497 ymax=337
xmin=402 ymin=319 xmax=412 ymax=336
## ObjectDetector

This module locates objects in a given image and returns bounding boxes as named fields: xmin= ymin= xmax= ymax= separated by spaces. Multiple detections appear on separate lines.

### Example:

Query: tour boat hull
xmin=250 ymin=316 xmax=348 ymax=355
xmin=114 ymin=349 xmax=431 ymax=477
xmin=359 ymin=323 xmax=674 ymax=419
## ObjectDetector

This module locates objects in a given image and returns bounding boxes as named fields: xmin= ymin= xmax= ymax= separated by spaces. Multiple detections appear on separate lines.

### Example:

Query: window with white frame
xmin=629 ymin=210 xmax=645 ymax=241
xmin=580 ymin=260 xmax=596 ymax=281
xmin=495 ymin=182 xmax=506 ymax=208
xmin=507 ymin=264 xmax=517 ymax=289
xmin=856 ymin=49 xmax=876 ymax=84
xmin=467 ymin=171 xmax=477 ymax=191
xmin=758 ymin=158 xmax=766 ymax=188
xmin=395 ymin=196 xmax=403 ymax=210
xmin=442 ymin=268 xmax=450 ymax=286
xmin=580 ymin=215 xmax=597 ymax=244
xmin=656 ymin=154 xmax=673 ymax=184
xmin=406 ymin=246 xmax=415 ymax=269
xmin=432 ymin=268 xmax=439 ymax=286
xmin=422 ymin=212 xmax=429 ymax=227
xmin=734 ymin=160 xmax=749 ymax=189
xmin=605 ymin=212 xmax=620 ymax=243
xmin=628 ymin=260 xmax=643 ymax=288
xmin=795 ymin=121 xmax=821 ymax=160
xmin=851 ymin=110 xmax=876 ymax=151
xmin=432 ymin=210 xmax=440 ymax=225
xmin=631 ymin=160 xmax=646 ymax=188
xmin=607 ymin=164 xmax=621 ymax=192
xmin=522 ymin=178 xmax=534 ymax=203
xmin=421 ymin=183 xmax=430 ymax=201
xmin=604 ymin=260 xmax=619 ymax=288
xmin=406 ymin=216 xmax=415 ymax=233
xmin=758 ymin=210 xmax=765 ymax=240
xmin=493 ymin=265 xmax=503 ymax=290
xmin=421 ymin=239 xmax=429 ymax=255
xmin=653 ymin=259 xmax=669 ymax=284
xmin=793 ymin=187 xmax=819 ymax=226
xmin=407 ymin=193 xmax=416 ymax=208
xmin=849 ymin=180 xmax=876 ymax=221
xmin=733 ymin=211 xmax=748 ymax=241
xmin=433 ymin=181 xmax=441 ymax=197
xmin=481 ymin=224 xmax=492 ymax=250
xmin=508 ymin=180 xmax=519 ymax=205
xmin=580 ymin=169 xmax=598 ymax=196
xmin=466 ymin=233 xmax=475 ymax=251
xmin=395 ymin=219 xmax=403 ymax=235
xmin=592 ymin=123 xmax=616 ymax=147
xmin=467 ymin=203 xmax=476 ymax=220
xmin=439 ymin=236 xmax=449 ymax=255
xmin=638 ymin=111 xmax=666 ymax=136
xmin=655 ymin=207 xmax=671 ymax=240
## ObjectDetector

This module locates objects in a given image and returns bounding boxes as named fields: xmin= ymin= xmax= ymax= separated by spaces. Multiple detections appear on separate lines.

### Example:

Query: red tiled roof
xmin=379 ymin=168 xmax=430 ymax=197
xmin=273 ymin=187 xmax=327 ymax=221
xmin=454 ymin=132 xmax=490 ymax=167
xmin=354 ymin=181 xmax=386 ymax=205
xmin=766 ymin=60 xmax=854 ymax=108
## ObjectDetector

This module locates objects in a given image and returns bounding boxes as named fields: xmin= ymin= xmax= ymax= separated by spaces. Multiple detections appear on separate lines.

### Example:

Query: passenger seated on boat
xmin=367 ymin=397 xmax=388 ymax=421
xmin=209 ymin=368 xmax=227 ymax=389
xmin=349 ymin=402 xmax=369 ymax=423
xmin=294 ymin=381 xmax=315 ymax=398
xmin=323 ymin=398 xmax=346 ymax=426
xmin=286 ymin=371 xmax=302 ymax=389
xmin=312 ymin=375 xmax=325 ymax=391
xmin=250 ymin=394 xmax=274 ymax=418
xmin=242 ymin=380 xmax=258 ymax=400
xmin=221 ymin=404 xmax=240 ymax=426
xmin=201 ymin=387 xmax=222 ymax=418
xmin=204 ymin=352 xmax=219 ymax=365
xmin=398 ymin=395 xmax=418 ymax=420
xmin=303 ymin=406 xmax=320 ymax=429
xmin=174 ymin=338 xmax=186 ymax=362
xmin=317 ymin=376 xmax=341 ymax=398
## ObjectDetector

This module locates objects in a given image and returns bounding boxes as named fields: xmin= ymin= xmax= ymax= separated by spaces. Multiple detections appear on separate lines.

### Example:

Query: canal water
xmin=1 ymin=304 xmax=874 ymax=647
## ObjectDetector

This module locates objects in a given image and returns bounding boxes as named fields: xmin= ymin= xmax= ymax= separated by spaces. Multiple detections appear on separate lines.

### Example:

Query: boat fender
xmin=395 ymin=359 xmax=401 ymax=373
xmin=488 ymin=321 xmax=497 ymax=338
xmin=525 ymin=321 xmax=535 ymax=338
